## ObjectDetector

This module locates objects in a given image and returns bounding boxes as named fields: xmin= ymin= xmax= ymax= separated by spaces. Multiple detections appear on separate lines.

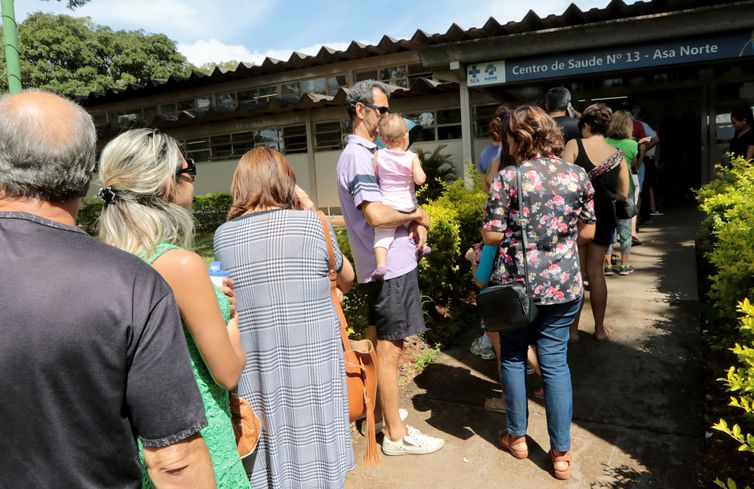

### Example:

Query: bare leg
xmin=366 ymin=326 xmax=383 ymax=422
xmin=377 ymin=338 xmax=408 ymax=442
xmin=586 ymin=243 xmax=610 ymax=341
xmin=570 ymin=246 xmax=588 ymax=342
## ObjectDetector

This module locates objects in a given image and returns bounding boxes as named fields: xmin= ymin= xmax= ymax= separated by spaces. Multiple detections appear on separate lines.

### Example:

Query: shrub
xmin=698 ymin=156 xmax=754 ymax=488
xmin=697 ymin=157 xmax=754 ymax=321
xmin=77 ymin=196 xmax=103 ymax=235
xmin=416 ymin=144 xmax=457 ymax=203
xmin=418 ymin=200 xmax=461 ymax=303
xmin=712 ymin=299 xmax=754 ymax=489
xmin=335 ymin=228 xmax=369 ymax=339
xmin=193 ymin=193 xmax=233 ymax=233
xmin=433 ymin=164 xmax=488 ymax=252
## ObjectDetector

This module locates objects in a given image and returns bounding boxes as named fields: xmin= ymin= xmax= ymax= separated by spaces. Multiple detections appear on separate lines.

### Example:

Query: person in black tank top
xmin=561 ymin=104 xmax=629 ymax=344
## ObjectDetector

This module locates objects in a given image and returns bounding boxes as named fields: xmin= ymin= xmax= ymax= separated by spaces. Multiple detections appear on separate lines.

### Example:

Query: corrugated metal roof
xmin=96 ymin=78 xmax=459 ymax=137
xmin=82 ymin=0 xmax=741 ymax=104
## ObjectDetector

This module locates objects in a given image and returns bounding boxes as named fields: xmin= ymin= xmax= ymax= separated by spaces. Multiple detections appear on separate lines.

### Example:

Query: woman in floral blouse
xmin=482 ymin=105 xmax=596 ymax=480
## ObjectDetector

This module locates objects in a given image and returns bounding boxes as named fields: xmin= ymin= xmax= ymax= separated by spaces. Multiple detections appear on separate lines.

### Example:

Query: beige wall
xmin=312 ymin=150 xmax=342 ymax=208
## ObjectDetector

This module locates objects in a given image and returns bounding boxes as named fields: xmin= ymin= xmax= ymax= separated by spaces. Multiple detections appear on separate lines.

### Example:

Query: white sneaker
xmin=374 ymin=408 xmax=408 ymax=432
xmin=381 ymin=425 xmax=445 ymax=456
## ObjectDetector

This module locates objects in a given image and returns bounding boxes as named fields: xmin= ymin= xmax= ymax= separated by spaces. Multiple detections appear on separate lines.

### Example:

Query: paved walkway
xmin=347 ymin=207 xmax=703 ymax=488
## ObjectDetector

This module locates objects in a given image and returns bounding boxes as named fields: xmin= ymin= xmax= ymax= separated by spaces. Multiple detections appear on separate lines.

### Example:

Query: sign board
xmin=467 ymin=31 xmax=754 ymax=86
xmin=467 ymin=60 xmax=506 ymax=86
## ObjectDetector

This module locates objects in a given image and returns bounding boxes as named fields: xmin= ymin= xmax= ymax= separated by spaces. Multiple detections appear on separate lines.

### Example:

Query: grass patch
xmin=413 ymin=344 xmax=441 ymax=375
xmin=194 ymin=232 xmax=215 ymax=267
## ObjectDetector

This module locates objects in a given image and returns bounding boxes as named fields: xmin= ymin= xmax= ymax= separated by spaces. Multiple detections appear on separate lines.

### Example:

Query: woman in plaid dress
xmin=214 ymin=147 xmax=356 ymax=489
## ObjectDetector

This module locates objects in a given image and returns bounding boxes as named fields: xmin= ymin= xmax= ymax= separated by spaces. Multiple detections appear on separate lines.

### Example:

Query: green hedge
xmin=697 ymin=156 xmax=754 ymax=488
xmin=192 ymin=193 xmax=233 ymax=233
xmin=697 ymin=157 xmax=754 ymax=321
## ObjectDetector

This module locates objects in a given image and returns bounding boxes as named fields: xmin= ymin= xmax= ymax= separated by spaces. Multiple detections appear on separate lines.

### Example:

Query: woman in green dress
xmin=96 ymin=129 xmax=249 ymax=489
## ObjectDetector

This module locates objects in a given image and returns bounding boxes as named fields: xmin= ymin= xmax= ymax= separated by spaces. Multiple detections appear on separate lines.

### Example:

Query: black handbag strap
xmin=514 ymin=165 xmax=532 ymax=297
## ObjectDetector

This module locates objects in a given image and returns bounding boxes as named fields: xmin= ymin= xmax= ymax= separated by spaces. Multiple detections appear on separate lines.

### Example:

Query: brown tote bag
xmin=316 ymin=211 xmax=380 ymax=465
xmin=229 ymin=390 xmax=261 ymax=459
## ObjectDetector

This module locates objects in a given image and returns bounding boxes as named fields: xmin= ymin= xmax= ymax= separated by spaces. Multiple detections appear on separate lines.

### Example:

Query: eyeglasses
xmin=176 ymin=158 xmax=197 ymax=180
xmin=360 ymin=101 xmax=391 ymax=115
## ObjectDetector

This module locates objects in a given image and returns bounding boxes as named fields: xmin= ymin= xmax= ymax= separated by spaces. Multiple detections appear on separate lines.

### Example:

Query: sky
xmin=14 ymin=0 xmax=640 ymax=66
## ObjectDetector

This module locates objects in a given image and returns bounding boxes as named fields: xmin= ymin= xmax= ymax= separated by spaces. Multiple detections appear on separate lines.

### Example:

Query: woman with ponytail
xmin=97 ymin=128 xmax=249 ymax=489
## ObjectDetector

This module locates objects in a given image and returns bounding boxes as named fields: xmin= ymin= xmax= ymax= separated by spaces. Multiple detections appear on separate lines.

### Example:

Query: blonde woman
xmin=97 ymin=129 xmax=249 ymax=489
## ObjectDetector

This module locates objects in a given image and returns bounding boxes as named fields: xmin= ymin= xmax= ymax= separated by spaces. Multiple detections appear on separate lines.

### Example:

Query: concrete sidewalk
xmin=347 ymin=207 xmax=703 ymax=488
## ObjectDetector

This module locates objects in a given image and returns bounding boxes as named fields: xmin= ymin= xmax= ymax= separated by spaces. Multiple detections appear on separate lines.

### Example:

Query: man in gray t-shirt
xmin=337 ymin=80 xmax=444 ymax=456
xmin=0 ymin=91 xmax=216 ymax=488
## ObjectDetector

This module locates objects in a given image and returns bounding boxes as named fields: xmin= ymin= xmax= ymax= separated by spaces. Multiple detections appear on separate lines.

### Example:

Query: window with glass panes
xmin=355 ymin=63 xmax=431 ymax=88
xmin=182 ymin=124 xmax=308 ymax=162
xmin=300 ymin=75 xmax=347 ymax=96
xmin=314 ymin=121 xmax=347 ymax=151
xmin=236 ymin=85 xmax=279 ymax=107
xmin=404 ymin=108 xmax=461 ymax=141
xmin=281 ymin=125 xmax=307 ymax=154
xmin=209 ymin=132 xmax=254 ymax=159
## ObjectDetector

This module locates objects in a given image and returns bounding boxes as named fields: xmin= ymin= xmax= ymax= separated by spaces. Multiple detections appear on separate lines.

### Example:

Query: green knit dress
xmin=138 ymin=241 xmax=250 ymax=489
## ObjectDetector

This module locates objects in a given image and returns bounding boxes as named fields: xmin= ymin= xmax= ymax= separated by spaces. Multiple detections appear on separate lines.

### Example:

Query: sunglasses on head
xmin=360 ymin=101 xmax=391 ymax=115
xmin=176 ymin=158 xmax=197 ymax=179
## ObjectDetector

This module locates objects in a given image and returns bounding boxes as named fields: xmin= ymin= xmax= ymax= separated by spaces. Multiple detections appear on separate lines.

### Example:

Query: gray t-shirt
xmin=0 ymin=212 xmax=206 ymax=489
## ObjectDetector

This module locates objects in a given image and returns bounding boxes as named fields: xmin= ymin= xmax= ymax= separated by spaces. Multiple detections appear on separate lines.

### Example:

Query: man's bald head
xmin=0 ymin=89 xmax=96 ymax=202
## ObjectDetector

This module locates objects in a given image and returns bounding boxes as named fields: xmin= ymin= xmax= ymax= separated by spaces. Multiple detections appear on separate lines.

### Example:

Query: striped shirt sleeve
xmin=343 ymin=151 xmax=381 ymax=209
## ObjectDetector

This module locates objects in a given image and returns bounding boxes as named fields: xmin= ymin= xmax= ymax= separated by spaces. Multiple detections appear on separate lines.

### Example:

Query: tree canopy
xmin=0 ymin=13 xmax=193 ymax=97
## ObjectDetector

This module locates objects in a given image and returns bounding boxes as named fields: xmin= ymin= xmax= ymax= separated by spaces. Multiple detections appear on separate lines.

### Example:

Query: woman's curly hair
xmin=505 ymin=105 xmax=564 ymax=163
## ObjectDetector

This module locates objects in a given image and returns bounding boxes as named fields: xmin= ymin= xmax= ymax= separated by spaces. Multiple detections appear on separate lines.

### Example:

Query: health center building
xmin=82 ymin=0 xmax=754 ymax=212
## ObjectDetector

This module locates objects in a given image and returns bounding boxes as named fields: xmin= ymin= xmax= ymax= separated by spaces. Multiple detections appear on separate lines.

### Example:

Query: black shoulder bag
xmin=476 ymin=165 xmax=539 ymax=332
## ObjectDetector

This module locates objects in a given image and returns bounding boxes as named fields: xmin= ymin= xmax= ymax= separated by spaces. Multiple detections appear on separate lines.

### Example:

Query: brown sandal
xmin=497 ymin=431 xmax=528 ymax=459
xmin=550 ymin=450 xmax=573 ymax=480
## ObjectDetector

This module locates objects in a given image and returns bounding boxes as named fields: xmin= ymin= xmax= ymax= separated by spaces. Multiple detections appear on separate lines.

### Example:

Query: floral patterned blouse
xmin=483 ymin=156 xmax=596 ymax=305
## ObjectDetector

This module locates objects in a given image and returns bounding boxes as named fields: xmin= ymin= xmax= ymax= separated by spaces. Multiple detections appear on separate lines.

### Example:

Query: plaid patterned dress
xmin=213 ymin=209 xmax=355 ymax=489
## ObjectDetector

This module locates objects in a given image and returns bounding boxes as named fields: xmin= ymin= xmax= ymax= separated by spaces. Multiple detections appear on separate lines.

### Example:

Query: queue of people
xmin=2 ymin=81 xmax=731 ymax=487
xmin=0 ymin=83 xmax=446 ymax=489
xmin=466 ymin=89 xmax=676 ymax=480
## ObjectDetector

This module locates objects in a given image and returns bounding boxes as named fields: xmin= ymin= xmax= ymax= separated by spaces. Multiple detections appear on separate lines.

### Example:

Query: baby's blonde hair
xmin=378 ymin=114 xmax=407 ymax=147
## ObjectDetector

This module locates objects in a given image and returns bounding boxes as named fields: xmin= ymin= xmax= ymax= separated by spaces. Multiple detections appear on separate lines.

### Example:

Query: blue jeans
xmin=499 ymin=297 xmax=582 ymax=452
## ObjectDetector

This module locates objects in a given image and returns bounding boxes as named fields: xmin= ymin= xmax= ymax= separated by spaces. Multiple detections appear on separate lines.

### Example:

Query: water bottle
xmin=208 ymin=261 xmax=229 ymax=288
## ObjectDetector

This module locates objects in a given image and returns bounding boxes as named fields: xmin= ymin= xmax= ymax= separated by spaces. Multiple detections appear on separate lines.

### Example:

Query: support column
xmin=701 ymin=84 xmax=712 ymax=185
xmin=459 ymin=80 xmax=474 ymax=187
xmin=1 ymin=0 xmax=22 ymax=93
xmin=304 ymin=109 xmax=319 ymax=208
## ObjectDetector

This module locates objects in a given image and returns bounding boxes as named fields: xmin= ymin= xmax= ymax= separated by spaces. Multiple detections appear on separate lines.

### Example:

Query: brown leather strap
xmin=317 ymin=211 xmax=380 ymax=465
xmin=316 ymin=211 xmax=352 ymax=354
